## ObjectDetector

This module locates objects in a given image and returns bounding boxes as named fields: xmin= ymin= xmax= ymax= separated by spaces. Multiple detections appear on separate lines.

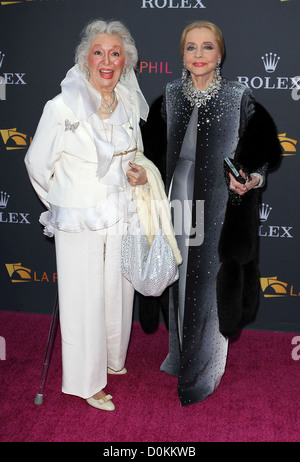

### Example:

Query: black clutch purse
xmin=223 ymin=157 xmax=252 ymax=205
xmin=223 ymin=157 xmax=251 ymax=184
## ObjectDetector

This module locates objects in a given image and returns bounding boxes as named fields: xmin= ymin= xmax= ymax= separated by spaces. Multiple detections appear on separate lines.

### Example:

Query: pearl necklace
xmin=183 ymin=68 xmax=222 ymax=108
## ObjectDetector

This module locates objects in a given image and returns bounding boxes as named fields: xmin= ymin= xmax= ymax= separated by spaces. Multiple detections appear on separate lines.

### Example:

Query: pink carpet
xmin=0 ymin=310 xmax=299 ymax=443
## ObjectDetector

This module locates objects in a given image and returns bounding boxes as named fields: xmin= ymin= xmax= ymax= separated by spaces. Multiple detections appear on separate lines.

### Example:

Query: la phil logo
xmin=0 ymin=128 xmax=32 ymax=150
xmin=260 ymin=276 xmax=300 ymax=298
xmin=5 ymin=263 xmax=57 ymax=283
xmin=278 ymin=133 xmax=297 ymax=157
xmin=139 ymin=61 xmax=172 ymax=74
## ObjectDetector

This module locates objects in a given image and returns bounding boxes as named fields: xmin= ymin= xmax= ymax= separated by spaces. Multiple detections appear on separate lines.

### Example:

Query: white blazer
xmin=24 ymin=66 xmax=148 ymax=211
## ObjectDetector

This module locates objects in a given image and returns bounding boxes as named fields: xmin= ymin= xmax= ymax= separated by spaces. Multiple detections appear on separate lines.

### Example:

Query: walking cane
xmin=34 ymin=292 xmax=59 ymax=405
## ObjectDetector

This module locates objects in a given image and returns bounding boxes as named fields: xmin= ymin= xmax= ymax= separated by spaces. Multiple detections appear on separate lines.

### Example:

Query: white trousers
xmin=54 ymin=220 xmax=134 ymax=399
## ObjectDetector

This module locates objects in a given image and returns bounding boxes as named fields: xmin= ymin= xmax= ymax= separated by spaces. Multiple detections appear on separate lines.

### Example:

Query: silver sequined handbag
xmin=121 ymin=213 xmax=179 ymax=297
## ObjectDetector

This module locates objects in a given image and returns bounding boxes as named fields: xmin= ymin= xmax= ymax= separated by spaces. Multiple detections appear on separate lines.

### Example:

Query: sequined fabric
xmin=121 ymin=213 xmax=179 ymax=297
xmin=160 ymin=79 xmax=254 ymax=406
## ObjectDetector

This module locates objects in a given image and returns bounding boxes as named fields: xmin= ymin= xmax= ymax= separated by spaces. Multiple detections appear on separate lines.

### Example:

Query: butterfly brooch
xmin=64 ymin=119 xmax=80 ymax=133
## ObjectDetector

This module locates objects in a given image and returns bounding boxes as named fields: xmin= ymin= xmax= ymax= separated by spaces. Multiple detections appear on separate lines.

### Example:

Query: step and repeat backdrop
xmin=0 ymin=0 xmax=299 ymax=332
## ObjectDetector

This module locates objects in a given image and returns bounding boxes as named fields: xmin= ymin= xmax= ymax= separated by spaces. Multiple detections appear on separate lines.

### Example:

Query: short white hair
xmin=75 ymin=19 xmax=138 ymax=76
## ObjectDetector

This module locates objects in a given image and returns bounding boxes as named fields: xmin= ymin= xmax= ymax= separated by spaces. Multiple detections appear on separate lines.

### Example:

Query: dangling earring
xmin=121 ymin=67 xmax=127 ymax=81
xmin=214 ymin=59 xmax=221 ymax=81
xmin=85 ymin=67 xmax=90 ymax=81
xmin=182 ymin=60 xmax=188 ymax=82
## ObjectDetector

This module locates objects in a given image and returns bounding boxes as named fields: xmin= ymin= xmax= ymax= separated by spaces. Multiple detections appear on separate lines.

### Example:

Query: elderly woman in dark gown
xmin=157 ymin=21 xmax=281 ymax=406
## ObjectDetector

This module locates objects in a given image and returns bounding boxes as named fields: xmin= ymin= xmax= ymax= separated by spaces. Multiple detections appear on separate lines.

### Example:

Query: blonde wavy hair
xmin=180 ymin=20 xmax=225 ymax=61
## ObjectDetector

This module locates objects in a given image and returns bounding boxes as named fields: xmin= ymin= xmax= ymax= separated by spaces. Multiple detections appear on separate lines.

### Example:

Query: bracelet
xmin=251 ymin=173 xmax=265 ymax=188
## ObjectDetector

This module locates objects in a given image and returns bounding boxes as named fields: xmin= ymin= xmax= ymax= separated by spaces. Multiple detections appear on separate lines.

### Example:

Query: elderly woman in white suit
xmin=25 ymin=20 xmax=164 ymax=411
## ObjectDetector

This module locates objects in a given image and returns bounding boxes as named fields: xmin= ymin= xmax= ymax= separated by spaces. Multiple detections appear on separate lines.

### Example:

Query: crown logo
xmin=259 ymin=203 xmax=272 ymax=222
xmin=262 ymin=53 xmax=280 ymax=73
xmin=0 ymin=51 xmax=5 ymax=69
xmin=0 ymin=191 xmax=10 ymax=209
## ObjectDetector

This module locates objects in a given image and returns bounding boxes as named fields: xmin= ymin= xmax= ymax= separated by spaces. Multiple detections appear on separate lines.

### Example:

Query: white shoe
xmin=107 ymin=367 xmax=127 ymax=375
xmin=86 ymin=394 xmax=115 ymax=411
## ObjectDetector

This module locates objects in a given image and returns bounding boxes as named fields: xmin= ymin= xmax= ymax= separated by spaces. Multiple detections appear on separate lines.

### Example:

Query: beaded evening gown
xmin=160 ymin=79 xmax=254 ymax=406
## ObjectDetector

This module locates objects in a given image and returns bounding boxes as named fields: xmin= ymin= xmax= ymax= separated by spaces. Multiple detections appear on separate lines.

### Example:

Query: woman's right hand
xmin=229 ymin=170 xmax=259 ymax=196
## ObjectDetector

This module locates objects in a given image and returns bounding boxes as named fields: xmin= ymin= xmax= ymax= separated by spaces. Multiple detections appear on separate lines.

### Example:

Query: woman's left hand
xmin=126 ymin=162 xmax=148 ymax=186
xmin=229 ymin=170 xmax=260 ymax=196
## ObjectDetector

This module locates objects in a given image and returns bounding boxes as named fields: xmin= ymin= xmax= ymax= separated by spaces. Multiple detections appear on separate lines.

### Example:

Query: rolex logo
xmin=238 ymin=52 xmax=295 ymax=90
xmin=259 ymin=202 xmax=293 ymax=239
xmin=259 ymin=203 xmax=272 ymax=222
xmin=0 ymin=51 xmax=5 ymax=69
xmin=262 ymin=53 xmax=280 ymax=73
xmin=0 ymin=190 xmax=30 ymax=224
xmin=0 ymin=191 xmax=10 ymax=209
xmin=0 ymin=50 xmax=26 ymax=102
